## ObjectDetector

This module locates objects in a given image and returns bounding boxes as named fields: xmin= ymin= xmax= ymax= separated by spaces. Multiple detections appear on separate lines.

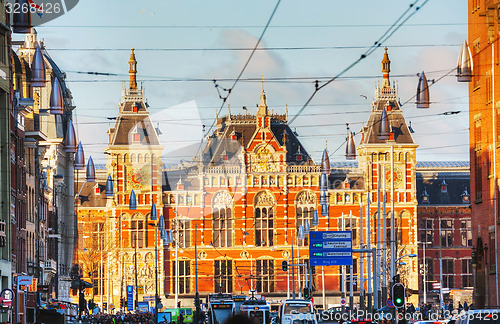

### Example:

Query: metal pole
xmin=423 ymin=242 xmax=427 ymax=304
xmin=195 ymin=224 xmax=200 ymax=324
xmin=360 ymin=200 xmax=364 ymax=311
xmin=154 ymin=220 xmax=158 ymax=324
xmin=135 ymin=240 xmax=138 ymax=312
xmin=341 ymin=213 xmax=345 ymax=312
xmin=175 ymin=218 xmax=179 ymax=307
xmin=439 ymin=216 xmax=444 ymax=313
xmin=382 ymin=165 xmax=387 ymax=303
xmin=377 ymin=165 xmax=382 ymax=310
xmin=349 ymin=211 xmax=354 ymax=309
xmin=297 ymin=235 xmax=301 ymax=298
xmin=322 ymin=266 xmax=326 ymax=308
xmin=251 ymin=255 xmax=254 ymax=291
xmin=372 ymin=248 xmax=377 ymax=313
xmin=101 ymin=234 xmax=104 ymax=308
xmin=367 ymin=194 xmax=372 ymax=312
xmin=390 ymin=146 xmax=395 ymax=295
xmin=292 ymin=232 xmax=295 ymax=299
xmin=287 ymin=259 xmax=290 ymax=299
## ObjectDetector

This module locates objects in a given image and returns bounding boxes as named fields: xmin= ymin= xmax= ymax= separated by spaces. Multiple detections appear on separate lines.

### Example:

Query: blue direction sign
xmin=127 ymin=285 xmax=134 ymax=311
xmin=309 ymin=231 xmax=353 ymax=266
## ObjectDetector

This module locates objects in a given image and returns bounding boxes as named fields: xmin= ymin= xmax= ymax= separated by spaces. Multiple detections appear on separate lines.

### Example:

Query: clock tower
xmin=104 ymin=49 xmax=165 ymax=307
xmin=357 ymin=47 xmax=419 ymax=298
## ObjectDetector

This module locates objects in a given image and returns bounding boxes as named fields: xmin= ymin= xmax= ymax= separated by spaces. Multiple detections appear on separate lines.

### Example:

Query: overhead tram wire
xmin=63 ymin=68 xmax=461 ymax=84
xmin=289 ymin=0 xmax=430 ymax=127
xmin=46 ymin=43 xmax=461 ymax=52
xmin=196 ymin=0 xmax=281 ymax=157
xmin=36 ymin=22 xmax=467 ymax=29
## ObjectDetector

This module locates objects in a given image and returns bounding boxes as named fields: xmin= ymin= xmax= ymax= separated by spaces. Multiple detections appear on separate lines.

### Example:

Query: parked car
xmin=455 ymin=310 xmax=500 ymax=324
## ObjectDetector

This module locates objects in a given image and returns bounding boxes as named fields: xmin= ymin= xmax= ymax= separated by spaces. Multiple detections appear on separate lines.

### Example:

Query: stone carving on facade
xmin=296 ymin=190 xmax=316 ymax=205
xmin=240 ymin=251 xmax=249 ymax=259
xmin=255 ymin=191 xmax=274 ymax=206
xmin=213 ymin=191 xmax=233 ymax=209
xmin=198 ymin=251 xmax=207 ymax=260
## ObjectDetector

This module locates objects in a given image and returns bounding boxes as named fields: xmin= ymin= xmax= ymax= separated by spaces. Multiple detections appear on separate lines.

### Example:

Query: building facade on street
xmin=72 ymin=48 xmax=472 ymax=310
xmin=468 ymin=0 xmax=500 ymax=308
xmin=416 ymin=162 xmax=472 ymax=307
xmin=74 ymin=49 xmax=167 ymax=312
xmin=11 ymin=27 xmax=78 ymax=322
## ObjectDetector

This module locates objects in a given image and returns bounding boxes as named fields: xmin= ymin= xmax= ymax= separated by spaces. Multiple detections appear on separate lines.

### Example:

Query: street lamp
xmin=148 ymin=202 xmax=161 ymax=324
xmin=395 ymin=254 xmax=417 ymax=263
xmin=418 ymin=241 xmax=432 ymax=304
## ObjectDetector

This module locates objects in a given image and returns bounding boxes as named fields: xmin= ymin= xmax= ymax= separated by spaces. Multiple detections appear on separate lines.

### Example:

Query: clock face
xmin=385 ymin=166 xmax=404 ymax=188
xmin=127 ymin=165 xmax=150 ymax=190
xmin=253 ymin=147 xmax=275 ymax=172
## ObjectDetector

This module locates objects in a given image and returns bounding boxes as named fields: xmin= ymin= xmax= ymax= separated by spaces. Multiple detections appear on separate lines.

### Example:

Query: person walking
xmin=179 ymin=310 xmax=185 ymax=324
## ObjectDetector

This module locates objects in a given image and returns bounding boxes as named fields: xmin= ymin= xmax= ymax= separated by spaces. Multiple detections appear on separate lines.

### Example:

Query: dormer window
xmin=461 ymin=187 xmax=470 ymax=204
xmin=133 ymin=102 xmax=140 ymax=113
xmin=222 ymin=150 xmax=228 ymax=161
xmin=176 ymin=177 xmax=184 ymax=190
xmin=132 ymin=125 xmax=141 ymax=142
xmin=421 ymin=187 xmax=430 ymax=204
xmin=440 ymin=179 xmax=448 ymax=193
xmin=230 ymin=131 xmax=237 ymax=141
xmin=295 ymin=146 xmax=303 ymax=162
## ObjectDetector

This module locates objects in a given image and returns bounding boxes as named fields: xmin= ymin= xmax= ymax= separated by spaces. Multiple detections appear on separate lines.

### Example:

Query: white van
xmin=455 ymin=309 xmax=500 ymax=324
xmin=279 ymin=299 xmax=317 ymax=324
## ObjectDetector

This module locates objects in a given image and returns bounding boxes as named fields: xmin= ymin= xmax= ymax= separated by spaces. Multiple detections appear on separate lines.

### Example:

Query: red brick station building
xmin=75 ymin=49 xmax=472 ymax=310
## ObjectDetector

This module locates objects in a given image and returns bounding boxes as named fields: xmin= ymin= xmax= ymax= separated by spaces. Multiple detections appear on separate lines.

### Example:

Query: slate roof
xmin=108 ymin=95 xmax=160 ymax=146
xmin=360 ymin=99 xmax=415 ymax=145
xmin=201 ymin=113 xmax=314 ymax=165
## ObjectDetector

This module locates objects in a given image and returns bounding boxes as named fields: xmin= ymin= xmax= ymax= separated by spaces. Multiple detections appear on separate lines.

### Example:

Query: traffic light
xmin=120 ymin=298 xmax=123 ymax=308
xmin=303 ymin=287 xmax=311 ymax=299
xmin=392 ymin=283 xmax=405 ymax=308
xmin=393 ymin=274 xmax=400 ymax=283
xmin=177 ymin=301 xmax=181 ymax=308
xmin=282 ymin=260 xmax=288 ymax=272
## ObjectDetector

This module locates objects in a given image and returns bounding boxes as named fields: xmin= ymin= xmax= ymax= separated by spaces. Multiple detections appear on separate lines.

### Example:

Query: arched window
xmin=212 ymin=191 xmax=233 ymax=248
xmin=255 ymin=259 xmax=275 ymax=292
xmin=295 ymin=190 xmax=317 ymax=246
xmin=254 ymin=191 xmax=275 ymax=247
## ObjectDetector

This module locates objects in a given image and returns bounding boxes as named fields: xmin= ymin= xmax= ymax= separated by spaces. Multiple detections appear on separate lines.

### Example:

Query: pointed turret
xmin=359 ymin=49 xmax=415 ymax=145
xmin=129 ymin=48 xmax=138 ymax=90
xmin=382 ymin=47 xmax=391 ymax=88
xmin=257 ymin=77 xmax=269 ymax=117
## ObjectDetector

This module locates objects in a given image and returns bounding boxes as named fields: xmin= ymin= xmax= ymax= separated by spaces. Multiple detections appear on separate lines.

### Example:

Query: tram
xmin=207 ymin=293 xmax=235 ymax=324
xmin=240 ymin=299 xmax=271 ymax=324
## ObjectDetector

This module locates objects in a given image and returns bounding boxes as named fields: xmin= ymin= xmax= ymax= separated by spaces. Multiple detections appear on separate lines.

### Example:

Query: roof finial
xmin=382 ymin=47 xmax=391 ymax=88
xmin=228 ymin=104 xmax=231 ymax=120
xmin=285 ymin=104 xmax=288 ymax=120
xmin=257 ymin=78 xmax=268 ymax=116
xmin=129 ymin=48 xmax=138 ymax=90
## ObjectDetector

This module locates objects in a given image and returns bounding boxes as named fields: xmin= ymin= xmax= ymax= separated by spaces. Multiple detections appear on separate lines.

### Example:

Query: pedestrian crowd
xmin=78 ymin=311 xmax=156 ymax=323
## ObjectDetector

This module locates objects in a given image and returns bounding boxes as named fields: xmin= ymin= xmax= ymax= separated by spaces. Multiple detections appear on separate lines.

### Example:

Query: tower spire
xmin=382 ymin=47 xmax=391 ymax=88
xmin=257 ymin=75 xmax=269 ymax=116
xmin=129 ymin=48 xmax=137 ymax=90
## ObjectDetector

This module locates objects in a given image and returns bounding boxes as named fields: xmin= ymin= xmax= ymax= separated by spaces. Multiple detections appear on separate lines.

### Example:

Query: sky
xmin=13 ymin=0 xmax=469 ymax=165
